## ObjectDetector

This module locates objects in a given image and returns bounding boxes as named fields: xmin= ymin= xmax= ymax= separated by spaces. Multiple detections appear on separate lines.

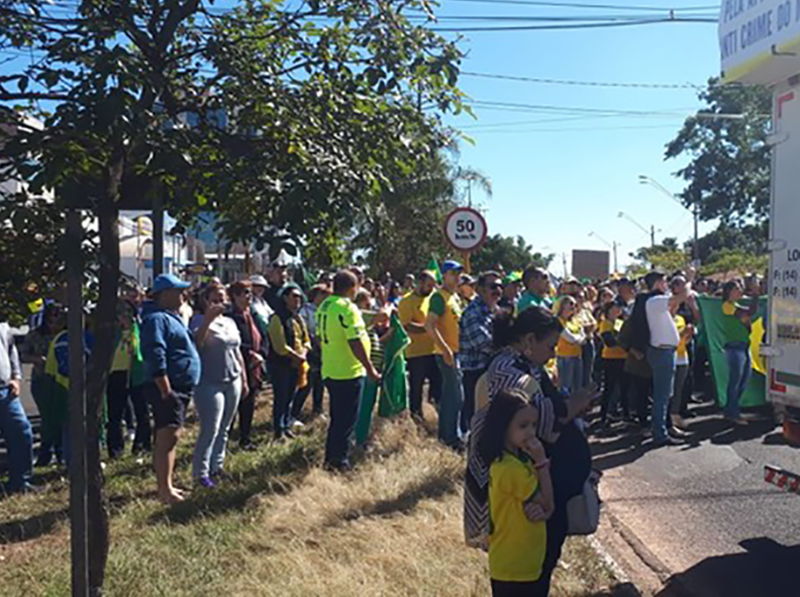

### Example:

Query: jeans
xmin=237 ymin=385 xmax=258 ymax=447
xmin=629 ymin=374 xmax=652 ymax=428
xmin=581 ymin=340 xmax=596 ymax=389
xmin=724 ymin=342 xmax=751 ymax=419
xmin=461 ymin=368 xmax=484 ymax=435
xmin=436 ymin=355 xmax=464 ymax=446
xmin=600 ymin=359 xmax=630 ymax=422
xmin=106 ymin=370 xmax=130 ymax=458
xmin=647 ymin=347 xmax=677 ymax=442
xmin=671 ymin=365 xmax=689 ymax=416
xmin=0 ymin=386 xmax=34 ymax=491
xmin=270 ymin=364 xmax=298 ymax=437
xmin=130 ymin=384 xmax=151 ymax=452
xmin=193 ymin=377 xmax=242 ymax=478
xmin=30 ymin=374 xmax=61 ymax=464
xmin=556 ymin=356 xmax=583 ymax=395
xmin=407 ymin=354 xmax=441 ymax=415
xmin=324 ymin=377 xmax=365 ymax=468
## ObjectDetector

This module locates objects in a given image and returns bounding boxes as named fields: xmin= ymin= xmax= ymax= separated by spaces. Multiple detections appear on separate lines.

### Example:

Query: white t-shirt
xmin=646 ymin=295 xmax=680 ymax=348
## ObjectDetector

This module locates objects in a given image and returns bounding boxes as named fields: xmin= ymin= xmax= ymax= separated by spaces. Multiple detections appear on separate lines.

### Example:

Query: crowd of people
xmin=0 ymin=257 xmax=762 ymax=596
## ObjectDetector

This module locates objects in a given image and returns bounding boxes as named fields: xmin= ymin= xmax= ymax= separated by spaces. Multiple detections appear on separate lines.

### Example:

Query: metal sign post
xmin=66 ymin=209 xmax=89 ymax=597
xmin=443 ymin=207 xmax=488 ymax=273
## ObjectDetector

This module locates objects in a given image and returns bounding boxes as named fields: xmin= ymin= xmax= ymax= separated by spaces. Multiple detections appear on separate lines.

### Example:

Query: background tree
xmin=665 ymin=79 xmax=771 ymax=228
xmin=471 ymin=234 xmax=554 ymax=274
xmin=350 ymin=150 xmax=462 ymax=277
xmin=0 ymin=1 xmax=464 ymax=592
xmin=627 ymin=237 xmax=690 ymax=276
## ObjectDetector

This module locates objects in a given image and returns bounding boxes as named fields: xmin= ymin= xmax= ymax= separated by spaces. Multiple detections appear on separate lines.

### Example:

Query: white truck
xmin=719 ymin=0 xmax=800 ymax=493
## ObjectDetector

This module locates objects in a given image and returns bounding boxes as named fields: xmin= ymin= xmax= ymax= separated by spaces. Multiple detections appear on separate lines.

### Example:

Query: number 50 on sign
xmin=444 ymin=207 xmax=488 ymax=252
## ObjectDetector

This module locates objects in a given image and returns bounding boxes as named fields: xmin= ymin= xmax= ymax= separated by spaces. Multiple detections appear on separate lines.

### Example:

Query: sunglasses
xmin=488 ymin=283 xmax=504 ymax=290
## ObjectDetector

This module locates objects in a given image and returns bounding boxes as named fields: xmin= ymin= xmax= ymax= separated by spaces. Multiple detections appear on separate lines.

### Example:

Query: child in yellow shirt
xmin=477 ymin=388 xmax=554 ymax=596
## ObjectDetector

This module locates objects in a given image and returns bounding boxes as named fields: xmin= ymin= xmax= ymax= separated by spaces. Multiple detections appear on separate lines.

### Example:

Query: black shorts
xmin=144 ymin=383 xmax=192 ymax=430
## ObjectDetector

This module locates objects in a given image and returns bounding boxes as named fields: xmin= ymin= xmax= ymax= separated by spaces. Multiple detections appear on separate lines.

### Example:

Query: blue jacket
xmin=140 ymin=302 xmax=201 ymax=389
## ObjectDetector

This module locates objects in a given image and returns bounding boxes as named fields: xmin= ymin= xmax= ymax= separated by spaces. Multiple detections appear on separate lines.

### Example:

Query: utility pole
xmin=693 ymin=204 xmax=700 ymax=262
xmin=152 ymin=192 xmax=164 ymax=276
xmin=651 ymin=225 xmax=656 ymax=248
xmin=613 ymin=241 xmax=619 ymax=273
xmin=562 ymin=252 xmax=568 ymax=278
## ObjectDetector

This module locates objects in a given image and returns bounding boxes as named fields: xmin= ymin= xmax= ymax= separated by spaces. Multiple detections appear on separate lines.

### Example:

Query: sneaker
xmin=669 ymin=427 xmax=691 ymax=439
xmin=724 ymin=415 xmax=749 ymax=426
xmin=654 ymin=436 xmax=685 ymax=448
xmin=196 ymin=476 xmax=216 ymax=489
xmin=291 ymin=419 xmax=305 ymax=430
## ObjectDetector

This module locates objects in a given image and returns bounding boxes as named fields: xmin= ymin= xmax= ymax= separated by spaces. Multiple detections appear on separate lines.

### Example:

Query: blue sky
xmin=437 ymin=0 xmax=723 ymax=272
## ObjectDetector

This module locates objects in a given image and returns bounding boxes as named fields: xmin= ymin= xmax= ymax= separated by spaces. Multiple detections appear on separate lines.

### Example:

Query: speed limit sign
xmin=444 ymin=207 xmax=488 ymax=252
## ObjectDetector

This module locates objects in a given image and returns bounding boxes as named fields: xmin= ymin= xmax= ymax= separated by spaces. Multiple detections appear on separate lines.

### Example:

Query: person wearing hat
xmin=250 ymin=274 xmax=274 ymax=381
xmin=266 ymin=284 xmax=310 ymax=441
xmin=499 ymin=272 xmax=522 ymax=314
xmin=398 ymin=270 xmax=442 ymax=419
xmin=458 ymin=274 xmax=477 ymax=304
xmin=425 ymin=260 xmax=466 ymax=449
xmin=140 ymin=273 xmax=202 ymax=503
xmin=250 ymin=274 xmax=274 ymax=336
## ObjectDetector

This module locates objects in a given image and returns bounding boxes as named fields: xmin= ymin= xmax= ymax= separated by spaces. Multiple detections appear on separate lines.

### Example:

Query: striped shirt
xmin=465 ymin=348 xmax=567 ymax=547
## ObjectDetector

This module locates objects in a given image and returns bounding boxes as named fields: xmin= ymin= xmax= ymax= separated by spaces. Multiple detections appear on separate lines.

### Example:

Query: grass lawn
xmin=0 ymin=393 xmax=623 ymax=596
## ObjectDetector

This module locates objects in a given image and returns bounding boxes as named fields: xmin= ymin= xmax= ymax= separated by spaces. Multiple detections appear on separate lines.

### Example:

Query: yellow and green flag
xmin=697 ymin=296 xmax=767 ymax=408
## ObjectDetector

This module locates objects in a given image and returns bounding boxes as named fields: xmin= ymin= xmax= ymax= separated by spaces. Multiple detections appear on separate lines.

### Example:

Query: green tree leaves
xmin=665 ymin=79 xmax=771 ymax=226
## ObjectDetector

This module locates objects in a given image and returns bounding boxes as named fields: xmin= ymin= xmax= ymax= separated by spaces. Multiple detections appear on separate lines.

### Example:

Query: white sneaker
xmin=291 ymin=420 xmax=305 ymax=430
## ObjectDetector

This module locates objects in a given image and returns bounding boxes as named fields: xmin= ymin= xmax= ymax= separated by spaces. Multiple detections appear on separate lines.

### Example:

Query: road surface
xmin=592 ymin=400 xmax=800 ymax=597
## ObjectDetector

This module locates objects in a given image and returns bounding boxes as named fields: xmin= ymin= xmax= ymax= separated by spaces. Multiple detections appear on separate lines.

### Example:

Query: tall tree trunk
xmin=84 ymin=150 xmax=124 ymax=595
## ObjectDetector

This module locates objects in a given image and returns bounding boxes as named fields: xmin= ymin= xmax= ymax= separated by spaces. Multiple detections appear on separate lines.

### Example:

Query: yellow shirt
xmin=398 ymin=292 xmax=436 ymax=359
xmin=599 ymin=319 xmax=627 ymax=360
xmin=556 ymin=317 xmax=583 ymax=358
xmin=429 ymin=289 xmax=462 ymax=354
xmin=488 ymin=452 xmax=547 ymax=582
xmin=267 ymin=314 xmax=310 ymax=359
xmin=111 ymin=330 xmax=133 ymax=372
xmin=316 ymin=296 xmax=370 ymax=380
xmin=675 ymin=314 xmax=689 ymax=360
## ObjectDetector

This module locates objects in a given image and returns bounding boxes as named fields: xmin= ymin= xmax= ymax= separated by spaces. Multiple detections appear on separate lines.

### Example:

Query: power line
xmin=462 ymin=123 xmax=681 ymax=133
xmin=468 ymin=99 xmax=696 ymax=116
xmin=432 ymin=16 xmax=715 ymax=31
xmin=461 ymin=71 xmax=703 ymax=89
xmin=442 ymin=0 xmax=719 ymax=11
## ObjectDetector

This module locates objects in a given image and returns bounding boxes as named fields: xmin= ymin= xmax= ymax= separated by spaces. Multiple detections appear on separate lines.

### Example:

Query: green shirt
xmin=518 ymin=292 xmax=553 ymax=313
xmin=721 ymin=301 xmax=751 ymax=344
xmin=316 ymin=295 xmax=370 ymax=380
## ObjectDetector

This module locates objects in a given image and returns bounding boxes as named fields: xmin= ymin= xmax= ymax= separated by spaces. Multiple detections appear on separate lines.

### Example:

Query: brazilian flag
xmin=697 ymin=296 xmax=768 ymax=408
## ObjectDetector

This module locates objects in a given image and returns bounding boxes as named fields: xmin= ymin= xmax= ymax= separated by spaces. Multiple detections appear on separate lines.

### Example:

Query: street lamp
xmin=638 ymin=174 xmax=700 ymax=263
xmin=618 ymin=211 xmax=659 ymax=248
xmin=588 ymin=231 xmax=620 ymax=273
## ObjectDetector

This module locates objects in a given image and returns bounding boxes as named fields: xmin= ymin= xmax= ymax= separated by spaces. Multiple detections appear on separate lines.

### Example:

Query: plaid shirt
xmin=459 ymin=296 xmax=494 ymax=371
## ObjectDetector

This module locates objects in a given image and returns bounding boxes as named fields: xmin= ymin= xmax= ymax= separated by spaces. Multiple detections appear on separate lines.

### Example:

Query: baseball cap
xmin=250 ymin=274 xmax=268 ymax=287
xmin=459 ymin=274 xmax=476 ymax=286
xmin=441 ymin=260 xmax=464 ymax=274
xmin=152 ymin=273 xmax=191 ymax=294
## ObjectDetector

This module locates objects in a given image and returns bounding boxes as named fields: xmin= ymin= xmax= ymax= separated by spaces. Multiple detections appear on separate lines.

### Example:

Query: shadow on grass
xmin=323 ymin=469 xmax=459 ymax=528
xmin=149 ymin=438 xmax=321 ymax=526
xmin=0 ymin=506 xmax=69 ymax=544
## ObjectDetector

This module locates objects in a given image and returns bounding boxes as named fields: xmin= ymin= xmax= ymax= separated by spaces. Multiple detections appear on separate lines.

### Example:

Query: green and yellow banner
xmin=697 ymin=296 xmax=768 ymax=408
